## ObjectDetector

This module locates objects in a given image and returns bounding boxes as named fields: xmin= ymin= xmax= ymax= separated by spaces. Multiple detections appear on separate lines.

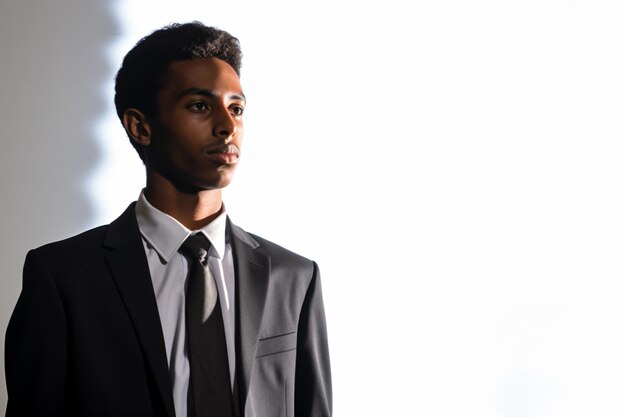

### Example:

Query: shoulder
xmin=29 ymin=203 xmax=138 ymax=269
xmin=33 ymin=225 xmax=108 ymax=256
xmin=36 ymin=225 xmax=108 ymax=254
xmin=229 ymin=221 xmax=318 ymax=277
xmin=27 ymin=225 xmax=110 ymax=271
xmin=252 ymin=233 xmax=312 ymax=264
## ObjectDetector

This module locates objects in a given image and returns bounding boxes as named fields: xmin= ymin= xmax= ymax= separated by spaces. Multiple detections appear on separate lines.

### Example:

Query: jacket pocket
xmin=255 ymin=331 xmax=297 ymax=358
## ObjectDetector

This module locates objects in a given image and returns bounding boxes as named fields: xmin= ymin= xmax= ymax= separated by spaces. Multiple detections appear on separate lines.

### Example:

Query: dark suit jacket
xmin=5 ymin=203 xmax=332 ymax=417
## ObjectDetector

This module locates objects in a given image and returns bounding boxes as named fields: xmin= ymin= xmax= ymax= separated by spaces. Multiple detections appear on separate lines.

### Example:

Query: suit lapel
xmin=103 ymin=204 xmax=176 ymax=417
xmin=229 ymin=220 xmax=271 ymax=407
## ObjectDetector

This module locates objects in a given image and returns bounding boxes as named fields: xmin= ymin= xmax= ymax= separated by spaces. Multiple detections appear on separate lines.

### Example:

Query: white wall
xmin=2 ymin=0 xmax=626 ymax=415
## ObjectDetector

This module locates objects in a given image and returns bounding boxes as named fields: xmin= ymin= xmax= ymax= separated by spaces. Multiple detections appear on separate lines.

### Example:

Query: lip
xmin=205 ymin=144 xmax=240 ymax=165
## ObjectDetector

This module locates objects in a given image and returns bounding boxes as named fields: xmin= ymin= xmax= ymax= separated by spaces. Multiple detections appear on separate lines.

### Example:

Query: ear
xmin=122 ymin=108 xmax=152 ymax=147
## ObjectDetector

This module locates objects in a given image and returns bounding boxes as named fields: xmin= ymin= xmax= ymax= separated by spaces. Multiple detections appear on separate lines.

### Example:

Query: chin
xmin=199 ymin=175 xmax=234 ymax=191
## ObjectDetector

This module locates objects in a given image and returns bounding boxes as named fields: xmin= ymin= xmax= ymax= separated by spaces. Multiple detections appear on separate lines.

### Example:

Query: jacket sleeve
xmin=295 ymin=261 xmax=332 ymax=417
xmin=5 ymin=249 xmax=67 ymax=416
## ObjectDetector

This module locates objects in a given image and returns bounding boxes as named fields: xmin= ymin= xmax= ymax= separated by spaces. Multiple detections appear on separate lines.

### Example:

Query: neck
xmin=144 ymin=170 xmax=224 ymax=230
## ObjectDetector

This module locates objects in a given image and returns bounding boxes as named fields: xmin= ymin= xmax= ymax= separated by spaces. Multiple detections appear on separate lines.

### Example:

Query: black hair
xmin=114 ymin=22 xmax=242 ymax=158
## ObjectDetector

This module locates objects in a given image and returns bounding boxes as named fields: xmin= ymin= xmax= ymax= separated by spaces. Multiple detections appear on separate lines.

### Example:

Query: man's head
xmin=115 ymin=22 xmax=242 ymax=158
xmin=115 ymin=22 xmax=245 ymax=192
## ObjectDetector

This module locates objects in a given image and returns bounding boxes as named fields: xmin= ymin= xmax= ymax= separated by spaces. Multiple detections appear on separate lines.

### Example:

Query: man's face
xmin=145 ymin=57 xmax=245 ymax=192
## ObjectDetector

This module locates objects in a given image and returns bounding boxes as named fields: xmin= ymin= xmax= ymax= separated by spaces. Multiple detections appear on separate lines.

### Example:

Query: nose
xmin=213 ymin=107 xmax=237 ymax=141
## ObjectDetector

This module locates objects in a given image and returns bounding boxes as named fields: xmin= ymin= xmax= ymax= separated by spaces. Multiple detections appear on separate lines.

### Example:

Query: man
xmin=5 ymin=22 xmax=332 ymax=417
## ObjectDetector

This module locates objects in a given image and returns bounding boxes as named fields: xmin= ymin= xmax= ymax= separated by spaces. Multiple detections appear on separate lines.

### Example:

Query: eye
xmin=230 ymin=105 xmax=245 ymax=116
xmin=188 ymin=102 xmax=210 ymax=112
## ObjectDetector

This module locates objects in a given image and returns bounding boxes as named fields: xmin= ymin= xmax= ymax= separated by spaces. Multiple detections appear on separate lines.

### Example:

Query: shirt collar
xmin=135 ymin=190 xmax=228 ymax=263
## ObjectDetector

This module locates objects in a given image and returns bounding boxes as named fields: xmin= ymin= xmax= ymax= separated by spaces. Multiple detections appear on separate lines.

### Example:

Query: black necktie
xmin=179 ymin=233 xmax=234 ymax=417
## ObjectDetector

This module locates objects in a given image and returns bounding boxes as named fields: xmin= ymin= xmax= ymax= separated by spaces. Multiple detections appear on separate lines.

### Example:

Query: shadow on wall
xmin=0 ymin=1 xmax=119 ymax=410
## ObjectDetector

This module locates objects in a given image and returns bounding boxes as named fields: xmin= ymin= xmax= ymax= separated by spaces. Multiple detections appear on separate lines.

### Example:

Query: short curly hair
xmin=114 ymin=22 xmax=242 ymax=158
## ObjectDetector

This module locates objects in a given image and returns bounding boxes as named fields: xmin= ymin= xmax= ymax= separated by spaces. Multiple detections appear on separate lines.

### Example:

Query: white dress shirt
xmin=135 ymin=191 xmax=236 ymax=417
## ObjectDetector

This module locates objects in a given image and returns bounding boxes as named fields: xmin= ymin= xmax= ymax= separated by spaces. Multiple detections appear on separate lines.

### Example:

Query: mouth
xmin=205 ymin=144 xmax=240 ymax=165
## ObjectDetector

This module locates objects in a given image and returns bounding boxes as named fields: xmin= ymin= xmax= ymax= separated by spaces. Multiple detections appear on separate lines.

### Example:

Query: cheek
xmin=162 ymin=126 xmax=206 ymax=156
xmin=235 ymin=124 xmax=244 ymax=145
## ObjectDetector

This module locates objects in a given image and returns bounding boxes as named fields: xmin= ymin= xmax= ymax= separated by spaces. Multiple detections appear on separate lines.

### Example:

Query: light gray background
xmin=2 ymin=1 xmax=626 ymax=416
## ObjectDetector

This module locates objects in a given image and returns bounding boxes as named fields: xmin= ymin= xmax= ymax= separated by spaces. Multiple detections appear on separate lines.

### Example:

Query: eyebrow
xmin=177 ymin=87 xmax=246 ymax=102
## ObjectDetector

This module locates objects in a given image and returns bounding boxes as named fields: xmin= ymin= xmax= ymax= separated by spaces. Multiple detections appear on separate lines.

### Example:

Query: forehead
xmin=161 ymin=57 xmax=242 ymax=94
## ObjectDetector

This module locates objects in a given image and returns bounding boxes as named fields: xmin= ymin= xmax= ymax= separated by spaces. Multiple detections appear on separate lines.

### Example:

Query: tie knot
xmin=179 ymin=233 xmax=211 ymax=264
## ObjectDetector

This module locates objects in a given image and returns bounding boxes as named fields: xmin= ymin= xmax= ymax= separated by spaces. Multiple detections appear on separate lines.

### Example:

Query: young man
xmin=5 ymin=22 xmax=332 ymax=417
